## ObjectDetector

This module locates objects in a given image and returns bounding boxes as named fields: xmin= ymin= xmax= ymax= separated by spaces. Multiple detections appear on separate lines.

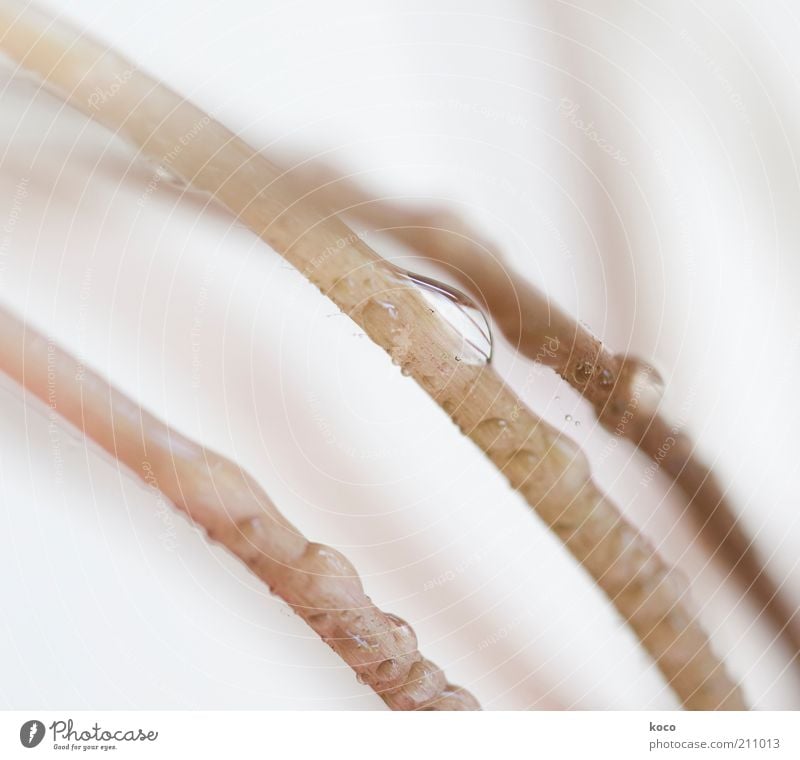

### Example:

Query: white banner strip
xmin=1 ymin=710 xmax=797 ymax=759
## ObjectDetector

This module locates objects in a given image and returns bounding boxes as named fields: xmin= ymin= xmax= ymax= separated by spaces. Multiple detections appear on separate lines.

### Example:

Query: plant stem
xmin=0 ymin=305 xmax=479 ymax=710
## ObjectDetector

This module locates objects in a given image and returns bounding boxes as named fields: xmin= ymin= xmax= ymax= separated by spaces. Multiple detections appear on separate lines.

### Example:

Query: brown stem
xmin=0 ymin=305 xmax=479 ymax=710
xmin=304 ymin=180 xmax=798 ymax=662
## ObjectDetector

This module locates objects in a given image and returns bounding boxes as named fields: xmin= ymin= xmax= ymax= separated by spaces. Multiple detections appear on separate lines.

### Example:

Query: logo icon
xmin=19 ymin=720 xmax=45 ymax=748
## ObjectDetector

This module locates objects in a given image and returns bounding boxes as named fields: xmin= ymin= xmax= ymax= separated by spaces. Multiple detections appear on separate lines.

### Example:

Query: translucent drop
xmin=475 ymin=417 xmax=511 ymax=449
xmin=376 ymin=658 xmax=399 ymax=680
xmin=620 ymin=357 xmax=665 ymax=407
xmin=598 ymin=368 xmax=615 ymax=388
xmin=507 ymin=448 xmax=540 ymax=475
xmin=397 ymin=269 xmax=492 ymax=364
xmin=573 ymin=360 xmax=593 ymax=385
xmin=565 ymin=414 xmax=572 ymax=422
xmin=150 ymin=162 xmax=186 ymax=190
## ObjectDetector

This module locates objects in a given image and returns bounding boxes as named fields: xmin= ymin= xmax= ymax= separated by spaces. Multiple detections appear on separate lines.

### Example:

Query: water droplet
xmin=151 ymin=162 xmax=186 ymax=189
xmin=507 ymin=448 xmax=540 ymax=475
xmin=574 ymin=420 xmax=580 ymax=427
xmin=565 ymin=414 xmax=572 ymax=422
xmin=573 ymin=360 xmax=593 ymax=385
xmin=598 ymin=368 xmax=615 ymax=388
xmin=307 ymin=612 xmax=331 ymax=630
xmin=475 ymin=417 xmax=511 ymax=449
xmin=397 ymin=269 xmax=492 ymax=364
xmin=376 ymin=658 xmax=399 ymax=680
xmin=550 ymin=435 xmax=591 ymax=488
xmin=618 ymin=356 xmax=665 ymax=408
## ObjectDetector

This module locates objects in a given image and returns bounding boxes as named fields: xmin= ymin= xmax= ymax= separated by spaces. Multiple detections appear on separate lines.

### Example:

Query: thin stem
xmin=0 ymin=305 xmax=479 ymax=710
xmin=301 ymin=182 xmax=800 ymax=661
xmin=0 ymin=0 xmax=746 ymax=709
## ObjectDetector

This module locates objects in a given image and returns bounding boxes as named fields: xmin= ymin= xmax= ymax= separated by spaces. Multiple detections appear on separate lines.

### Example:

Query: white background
xmin=1 ymin=0 xmax=799 ymax=710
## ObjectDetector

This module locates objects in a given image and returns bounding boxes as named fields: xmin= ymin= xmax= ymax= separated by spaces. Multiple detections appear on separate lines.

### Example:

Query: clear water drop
xmin=151 ymin=162 xmax=186 ymax=190
xmin=598 ymin=368 xmax=615 ymax=388
xmin=619 ymin=357 xmax=665 ymax=407
xmin=507 ymin=448 xmax=541 ymax=476
xmin=565 ymin=414 xmax=572 ymax=422
xmin=475 ymin=417 xmax=511 ymax=449
xmin=397 ymin=269 xmax=493 ymax=364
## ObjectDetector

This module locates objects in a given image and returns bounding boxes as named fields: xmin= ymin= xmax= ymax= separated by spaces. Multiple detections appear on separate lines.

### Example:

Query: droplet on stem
xmin=397 ymin=269 xmax=493 ymax=364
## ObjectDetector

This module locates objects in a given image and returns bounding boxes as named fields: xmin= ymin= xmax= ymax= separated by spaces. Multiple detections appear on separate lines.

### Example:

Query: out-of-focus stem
xmin=0 ymin=305 xmax=479 ymax=710
xmin=0 ymin=0 xmax=746 ymax=708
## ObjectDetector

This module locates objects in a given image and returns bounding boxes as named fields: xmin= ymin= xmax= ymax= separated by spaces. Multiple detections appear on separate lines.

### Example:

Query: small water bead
xmin=618 ymin=356 xmax=665 ymax=408
xmin=550 ymin=435 xmax=591 ymax=491
xmin=427 ymin=686 xmax=482 ymax=711
xmin=475 ymin=417 xmax=512 ymax=450
xmin=573 ymin=360 xmax=594 ymax=385
xmin=376 ymin=658 xmax=400 ymax=680
xmin=299 ymin=543 xmax=356 ymax=578
xmin=384 ymin=613 xmax=418 ymax=651
xmin=349 ymin=632 xmax=379 ymax=651
xmin=598 ymin=368 xmax=615 ymax=388
xmin=306 ymin=612 xmax=332 ymax=631
xmin=442 ymin=398 xmax=458 ymax=415
xmin=565 ymin=414 xmax=572 ymax=423
xmin=149 ymin=162 xmax=187 ymax=190
xmin=507 ymin=448 xmax=541 ymax=476
xmin=396 ymin=269 xmax=493 ymax=364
